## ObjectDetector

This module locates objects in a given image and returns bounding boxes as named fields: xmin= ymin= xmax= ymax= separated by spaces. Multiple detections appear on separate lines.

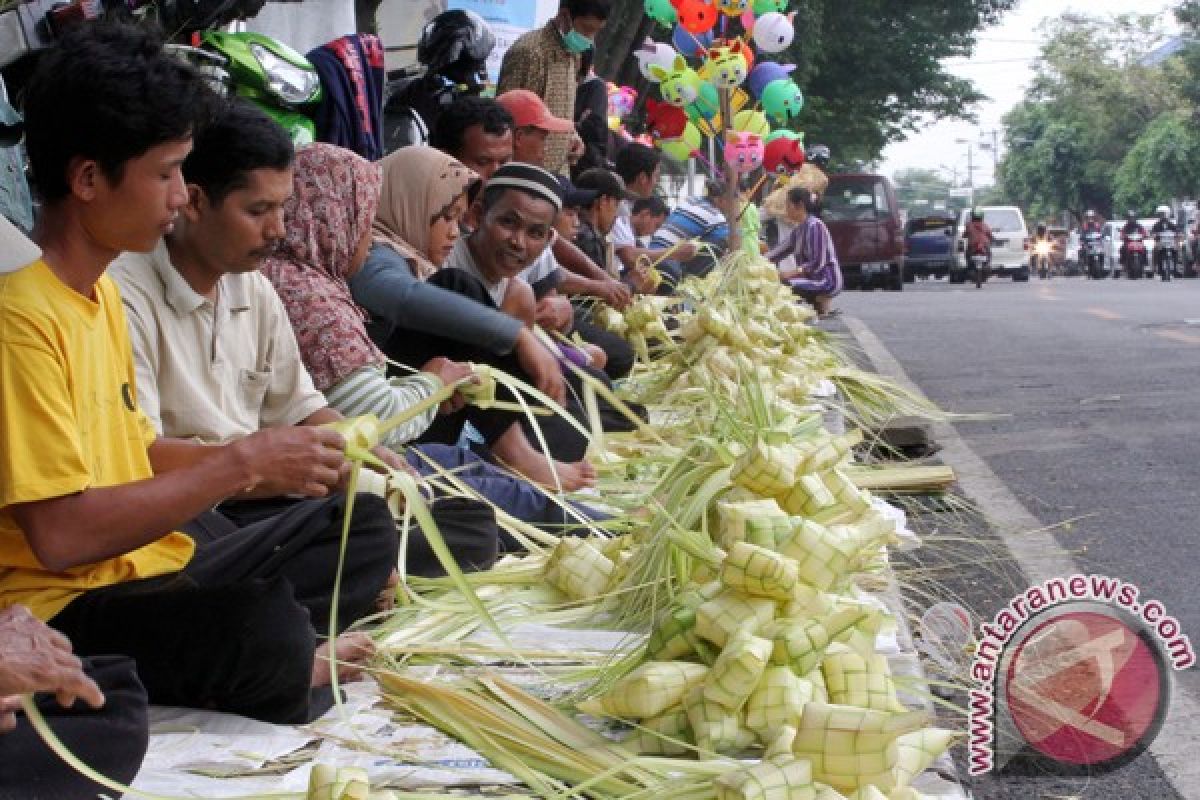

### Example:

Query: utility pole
xmin=956 ymin=138 xmax=976 ymax=208
xmin=980 ymin=128 xmax=1001 ymax=178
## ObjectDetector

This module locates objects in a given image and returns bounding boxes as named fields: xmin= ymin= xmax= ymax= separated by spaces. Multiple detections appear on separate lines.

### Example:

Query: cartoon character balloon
xmin=765 ymin=128 xmax=803 ymax=143
xmin=763 ymin=136 xmax=806 ymax=174
xmin=645 ymin=0 xmax=678 ymax=26
xmin=607 ymin=84 xmax=637 ymax=131
xmin=760 ymin=78 xmax=804 ymax=122
xmin=637 ymin=39 xmax=680 ymax=81
xmin=732 ymin=109 xmax=770 ymax=136
xmin=746 ymin=61 xmax=795 ymax=98
xmin=670 ymin=0 xmax=717 ymax=34
xmin=724 ymin=130 xmax=764 ymax=173
xmin=701 ymin=43 xmax=749 ymax=90
xmin=752 ymin=11 xmax=796 ymax=53
xmin=659 ymin=121 xmax=704 ymax=162
xmin=752 ymin=0 xmax=787 ymax=12
xmin=672 ymin=23 xmax=714 ymax=56
xmin=649 ymin=55 xmax=703 ymax=107
xmin=715 ymin=0 xmax=750 ymax=15
xmin=645 ymin=98 xmax=689 ymax=139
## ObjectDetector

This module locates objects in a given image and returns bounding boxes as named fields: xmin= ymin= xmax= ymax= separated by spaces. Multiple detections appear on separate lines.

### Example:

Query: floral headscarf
xmin=261 ymin=144 xmax=384 ymax=392
xmin=373 ymin=146 xmax=477 ymax=280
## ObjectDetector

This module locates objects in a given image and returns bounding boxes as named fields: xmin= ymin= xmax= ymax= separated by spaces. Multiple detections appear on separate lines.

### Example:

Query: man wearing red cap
xmin=498 ymin=89 xmax=576 ymax=167
xmin=498 ymin=0 xmax=611 ymax=175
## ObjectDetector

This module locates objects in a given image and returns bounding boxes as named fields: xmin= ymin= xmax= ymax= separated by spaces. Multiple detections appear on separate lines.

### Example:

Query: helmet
xmin=806 ymin=144 xmax=831 ymax=168
xmin=1156 ymin=204 xmax=1171 ymax=217
xmin=1126 ymin=209 xmax=1137 ymax=221
xmin=970 ymin=208 xmax=984 ymax=220
xmin=417 ymin=10 xmax=496 ymax=88
xmin=1085 ymin=209 xmax=1096 ymax=218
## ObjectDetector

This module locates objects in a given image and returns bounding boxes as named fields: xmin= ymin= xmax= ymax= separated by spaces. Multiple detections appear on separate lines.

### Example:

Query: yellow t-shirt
xmin=0 ymin=260 xmax=194 ymax=620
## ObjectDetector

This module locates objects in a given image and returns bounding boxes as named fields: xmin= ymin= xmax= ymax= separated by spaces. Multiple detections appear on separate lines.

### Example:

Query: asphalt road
xmin=837 ymin=274 xmax=1200 ymax=799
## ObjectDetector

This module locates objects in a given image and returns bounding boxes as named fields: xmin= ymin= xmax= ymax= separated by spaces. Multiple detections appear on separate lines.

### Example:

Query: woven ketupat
xmin=695 ymin=588 xmax=778 ymax=648
xmin=721 ymin=541 xmax=800 ymax=600
xmin=818 ymin=469 xmax=873 ymax=523
xmin=717 ymin=497 xmax=791 ymax=549
xmin=714 ymin=754 xmax=819 ymax=800
xmin=577 ymin=661 xmax=708 ymax=719
xmin=777 ymin=474 xmax=837 ymax=516
xmin=791 ymin=702 xmax=928 ymax=792
xmin=764 ymin=607 xmax=865 ymax=675
xmin=645 ymin=601 xmax=700 ymax=661
xmin=796 ymin=430 xmax=863 ymax=475
xmin=744 ymin=666 xmax=814 ymax=741
xmin=544 ymin=537 xmax=615 ymax=601
xmin=745 ymin=514 xmax=797 ymax=550
xmin=821 ymin=652 xmax=906 ymax=713
xmin=732 ymin=439 xmax=801 ymax=497
xmin=684 ymin=684 xmax=750 ymax=754
xmin=704 ymin=628 xmax=773 ymax=711
xmin=776 ymin=521 xmax=874 ymax=592
xmin=892 ymin=729 xmax=958 ymax=790
xmin=630 ymin=706 xmax=692 ymax=755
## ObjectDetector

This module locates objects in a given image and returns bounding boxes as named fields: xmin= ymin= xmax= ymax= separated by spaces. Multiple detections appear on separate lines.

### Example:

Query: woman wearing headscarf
xmin=346 ymin=146 xmax=595 ymax=488
xmin=263 ymin=144 xmax=595 ymax=493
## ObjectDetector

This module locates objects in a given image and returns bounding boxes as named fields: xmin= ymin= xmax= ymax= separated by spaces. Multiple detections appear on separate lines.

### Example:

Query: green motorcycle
xmin=172 ymin=31 xmax=322 ymax=145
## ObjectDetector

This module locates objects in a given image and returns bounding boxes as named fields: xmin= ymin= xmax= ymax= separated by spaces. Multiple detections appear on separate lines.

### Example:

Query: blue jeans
xmin=407 ymin=444 xmax=606 ymax=548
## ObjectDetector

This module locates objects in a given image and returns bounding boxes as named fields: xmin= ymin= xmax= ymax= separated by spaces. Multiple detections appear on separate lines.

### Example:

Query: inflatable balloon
xmin=760 ymin=78 xmax=804 ymax=122
xmin=686 ymin=81 xmax=721 ymax=121
xmin=649 ymin=55 xmax=703 ymax=107
xmin=752 ymin=11 xmax=796 ymax=53
xmin=716 ymin=0 xmax=751 ymax=15
xmin=700 ymin=43 xmax=749 ymax=89
xmin=659 ymin=122 xmax=703 ymax=162
xmin=637 ymin=39 xmax=680 ymax=81
xmin=724 ymin=130 xmax=764 ymax=173
xmin=672 ymin=22 xmax=714 ymax=56
xmin=733 ymin=109 xmax=770 ymax=136
xmin=608 ymin=84 xmax=638 ymax=119
xmin=670 ymin=0 xmax=717 ymax=34
xmin=746 ymin=61 xmax=795 ymax=98
xmin=645 ymin=98 xmax=689 ymax=139
xmin=645 ymin=0 xmax=678 ymax=26
xmin=753 ymin=0 xmax=787 ymax=12
xmin=765 ymin=128 xmax=803 ymax=143
xmin=763 ymin=135 xmax=806 ymax=174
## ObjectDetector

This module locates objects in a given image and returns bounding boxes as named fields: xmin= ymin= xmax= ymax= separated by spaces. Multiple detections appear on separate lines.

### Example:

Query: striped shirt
xmin=324 ymin=365 xmax=442 ymax=450
xmin=767 ymin=216 xmax=843 ymax=295
xmin=649 ymin=197 xmax=729 ymax=251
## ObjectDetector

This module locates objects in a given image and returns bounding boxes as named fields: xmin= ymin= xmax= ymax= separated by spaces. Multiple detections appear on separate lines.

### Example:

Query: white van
xmin=954 ymin=206 xmax=1031 ymax=281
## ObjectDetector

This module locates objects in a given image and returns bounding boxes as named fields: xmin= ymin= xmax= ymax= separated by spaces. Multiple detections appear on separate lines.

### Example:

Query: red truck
xmin=821 ymin=173 xmax=906 ymax=291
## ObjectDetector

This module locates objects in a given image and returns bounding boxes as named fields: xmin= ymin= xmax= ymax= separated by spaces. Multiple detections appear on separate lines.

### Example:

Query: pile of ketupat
xmin=358 ymin=250 xmax=964 ymax=800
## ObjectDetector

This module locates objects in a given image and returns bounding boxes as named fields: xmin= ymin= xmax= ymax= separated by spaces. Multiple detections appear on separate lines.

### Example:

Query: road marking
xmin=1156 ymin=330 xmax=1200 ymax=346
xmin=843 ymin=315 xmax=1200 ymax=798
xmin=1085 ymin=307 xmax=1123 ymax=320
xmin=1037 ymin=287 xmax=1058 ymax=301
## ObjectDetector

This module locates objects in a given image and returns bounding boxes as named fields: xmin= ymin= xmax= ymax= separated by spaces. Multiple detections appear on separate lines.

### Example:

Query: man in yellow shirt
xmin=0 ymin=22 xmax=396 ymax=737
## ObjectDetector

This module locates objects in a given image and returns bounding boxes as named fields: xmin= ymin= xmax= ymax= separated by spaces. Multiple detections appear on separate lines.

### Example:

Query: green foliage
xmin=891 ymin=168 xmax=958 ymax=214
xmin=596 ymin=0 xmax=1017 ymax=163
xmin=1113 ymin=111 xmax=1200 ymax=213
xmin=997 ymin=12 xmax=1185 ymax=221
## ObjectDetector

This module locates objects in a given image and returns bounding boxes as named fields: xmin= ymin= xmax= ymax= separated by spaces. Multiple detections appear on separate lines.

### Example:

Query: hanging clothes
xmin=307 ymin=34 xmax=387 ymax=161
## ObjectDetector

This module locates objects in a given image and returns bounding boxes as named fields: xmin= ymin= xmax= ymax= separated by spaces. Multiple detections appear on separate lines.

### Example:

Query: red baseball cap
xmin=497 ymin=89 xmax=575 ymax=134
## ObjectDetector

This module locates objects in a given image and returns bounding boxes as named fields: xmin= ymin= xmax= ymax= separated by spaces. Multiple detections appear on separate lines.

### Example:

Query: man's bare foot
xmin=311 ymin=632 xmax=375 ymax=687
xmin=491 ymin=425 xmax=595 ymax=490
xmin=375 ymin=570 xmax=400 ymax=613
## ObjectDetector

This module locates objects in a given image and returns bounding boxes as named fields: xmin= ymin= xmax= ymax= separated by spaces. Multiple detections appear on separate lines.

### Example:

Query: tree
xmin=1113 ymin=111 xmax=1200 ymax=212
xmin=595 ymin=0 xmax=1017 ymax=163
xmin=996 ymin=12 xmax=1182 ymax=222
xmin=892 ymin=168 xmax=955 ymax=213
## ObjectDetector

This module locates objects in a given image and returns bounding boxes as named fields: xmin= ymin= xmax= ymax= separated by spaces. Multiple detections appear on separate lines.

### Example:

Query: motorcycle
xmin=968 ymin=244 xmax=990 ymax=289
xmin=169 ymin=31 xmax=322 ymax=145
xmin=1122 ymin=232 xmax=1148 ymax=279
xmin=1032 ymin=239 xmax=1053 ymax=280
xmin=1083 ymin=231 xmax=1107 ymax=279
xmin=1153 ymin=229 xmax=1178 ymax=282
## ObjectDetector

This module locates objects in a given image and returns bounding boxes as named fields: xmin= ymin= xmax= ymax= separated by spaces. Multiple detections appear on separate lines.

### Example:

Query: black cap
xmin=558 ymin=175 xmax=600 ymax=209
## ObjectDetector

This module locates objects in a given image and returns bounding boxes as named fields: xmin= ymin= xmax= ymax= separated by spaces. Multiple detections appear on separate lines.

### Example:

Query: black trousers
xmin=380 ymin=269 xmax=591 ymax=462
xmin=49 ymin=493 xmax=397 ymax=724
xmin=0 ymin=655 xmax=148 ymax=800
xmin=572 ymin=305 xmax=635 ymax=381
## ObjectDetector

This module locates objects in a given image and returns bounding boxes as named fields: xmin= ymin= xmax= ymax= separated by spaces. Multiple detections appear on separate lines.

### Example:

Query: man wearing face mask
xmin=498 ymin=0 xmax=611 ymax=175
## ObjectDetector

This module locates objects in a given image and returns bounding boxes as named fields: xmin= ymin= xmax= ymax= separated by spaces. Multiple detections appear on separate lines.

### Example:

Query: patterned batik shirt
xmin=498 ymin=21 xmax=579 ymax=175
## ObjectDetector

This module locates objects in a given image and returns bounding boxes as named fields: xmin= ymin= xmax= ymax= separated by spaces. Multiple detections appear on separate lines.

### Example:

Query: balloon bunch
xmin=634 ymin=0 xmax=807 ymax=180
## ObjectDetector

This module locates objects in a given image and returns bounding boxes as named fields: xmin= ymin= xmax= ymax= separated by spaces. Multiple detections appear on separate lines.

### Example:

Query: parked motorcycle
xmin=169 ymin=31 xmax=322 ymax=144
xmin=1122 ymin=232 xmax=1148 ymax=279
xmin=1083 ymin=231 xmax=1107 ymax=279
xmin=1152 ymin=229 xmax=1178 ymax=282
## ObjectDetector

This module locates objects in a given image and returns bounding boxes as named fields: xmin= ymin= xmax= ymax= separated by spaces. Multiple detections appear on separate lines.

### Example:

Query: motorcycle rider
xmin=1079 ymin=209 xmax=1103 ymax=264
xmin=1150 ymin=204 xmax=1178 ymax=280
xmin=1032 ymin=223 xmax=1053 ymax=278
xmin=383 ymin=10 xmax=496 ymax=151
xmin=1120 ymin=210 xmax=1147 ymax=275
xmin=962 ymin=208 xmax=993 ymax=263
